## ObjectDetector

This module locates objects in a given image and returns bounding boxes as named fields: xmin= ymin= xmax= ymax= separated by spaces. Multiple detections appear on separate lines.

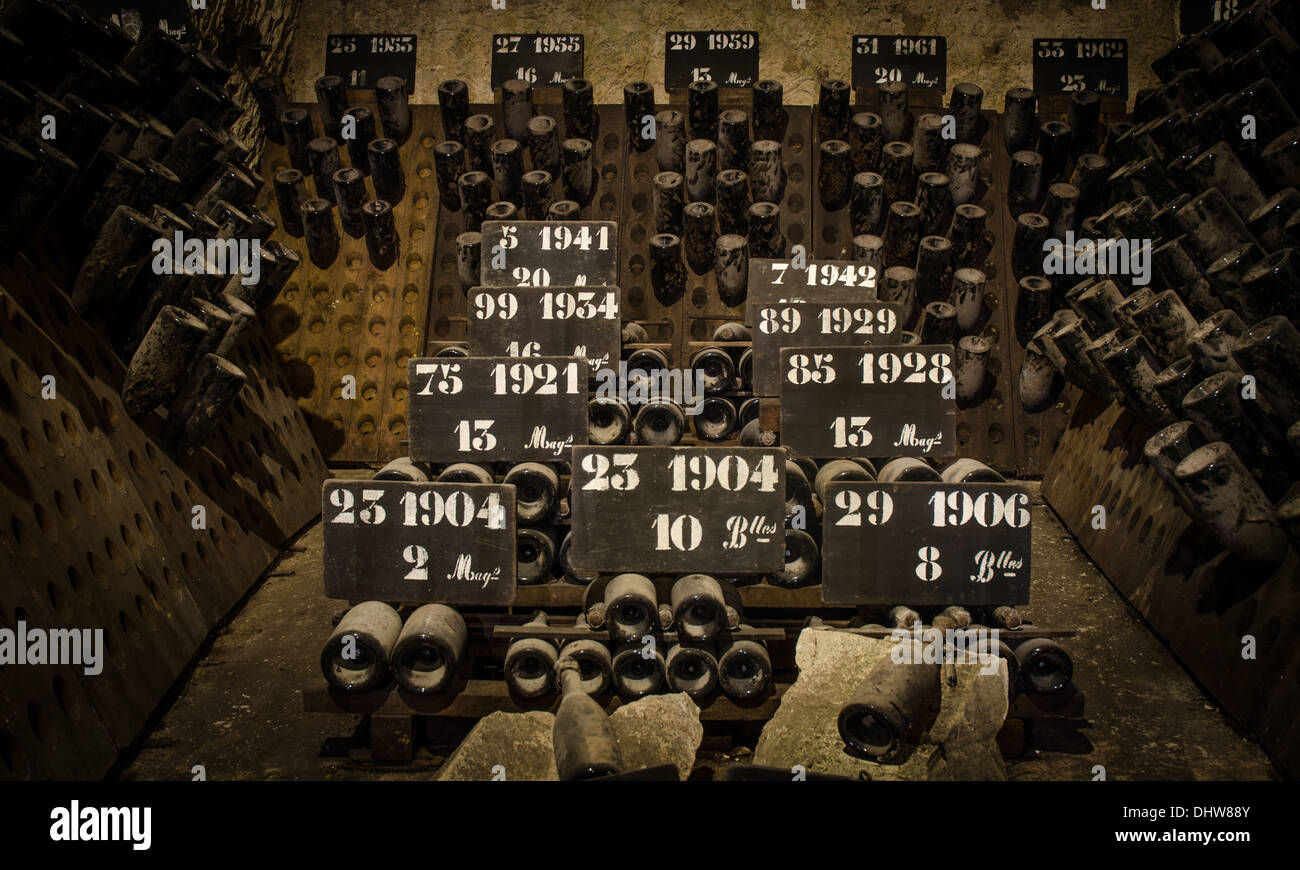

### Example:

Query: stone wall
xmin=282 ymin=0 xmax=1179 ymax=109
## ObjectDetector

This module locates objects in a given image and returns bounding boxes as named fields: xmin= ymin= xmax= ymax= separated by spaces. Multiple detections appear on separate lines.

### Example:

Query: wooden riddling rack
xmin=0 ymin=256 xmax=327 ymax=780
xmin=1042 ymin=395 xmax=1300 ymax=778
xmin=254 ymin=103 xmax=445 ymax=464
xmin=425 ymin=99 xmax=626 ymax=357
xmin=264 ymin=85 xmax=1105 ymax=475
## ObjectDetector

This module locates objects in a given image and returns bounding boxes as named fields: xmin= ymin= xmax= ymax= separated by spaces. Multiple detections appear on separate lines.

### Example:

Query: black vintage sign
xmin=852 ymin=35 xmax=946 ymax=93
xmin=322 ymin=480 xmax=517 ymax=604
xmin=80 ymin=1 xmax=193 ymax=42
xmin=664 ymin=31 xmax=760 ymax=89
xmin=745 ymin=258 xmax=881 ymax=324
xmin=569 ymin=446 xmax=786 ymax=573
xmin=407 ymin=356 xmax=588 ymax=462
xmin=1032 ymin=38 xmax=1128 ymax=99
xmin=467 ymin=286 xmax=621 ymax=376
xmin=479 ymin=221 xmax=619 ymax=287
xmin=778 ymin=344 xmax=955 ymax=457
xmin=750 ymin=301 xmax=903 ymax=396
xmin=325 ymin=34 xmax=417 ymax=91
xmin=491 ymin=33 xmax=584 ymax=88
xmin=1179 ymin=0 xmax=1242 ymax=34
xmin=821 ymin=481 xmax=1032 ymax=605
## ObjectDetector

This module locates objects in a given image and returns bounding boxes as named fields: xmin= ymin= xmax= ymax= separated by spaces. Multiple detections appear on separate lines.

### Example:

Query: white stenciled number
xmin=579 ymin=453 xmax=639 ymax=491
xmin=858 ymin=351 xmax=950 ymax=385
xmin=414 ymin=362 xmax=463 ymax=395
xmin=506 ymin=340 xmax=541 ymax=357
xmin=473 ymin=291 xmax=519 ymax=319
xmin=357 ymin=489 xmax=385 ymax=524
xmin=915 ymin=546 xmax=942 ymax=582
xmin=453 ymin=419 xmax=497 ymax=452
xmin=329 ymin=488 xmax=355 ymax=523
xmin=403 ymin=544 xmax=430 ymax=580
xmin=818 ymin=306 xmax=894 ymax=335
xmin=512 ymin=266 xmax=551 ymax=286
xmin=491 ymin=361 xmax=581 ymax=395
xmin=668 ymin=453 xmax=778 ymax=492
xmin=652 ymin=513 xmax=703 ymax=551
xmin=928 ymin=491 xmax=1030 ymax=528
xmin=832 ymin=490 xmax=861 ymax=526
xmin=829 ymin=415 xmax=871 ymax=448
xmin=759 ymin=306 xmax=800 ymax=334
xmin=787 ymin=352 xmax=835 ymax=385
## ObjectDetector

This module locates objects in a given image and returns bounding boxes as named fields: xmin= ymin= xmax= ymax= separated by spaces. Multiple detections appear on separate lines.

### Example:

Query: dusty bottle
xmin=301 ymin=198 xmax=339 ymax=269
xmin=375 ymin=75 xmax=411 ymax=145
xmin=332 ymin=168 xmax=367 ymax=239
xmin=649 ymin=233 xmax=686 ymax=305
xmin=624 ymin=81 xmax=655 ymax=152
xmin=503 ymin=461 xmax=561 ymax=525
xmin=883 ymin=201 xmax=922 ymax=268
xmin=837 ymin=641 xmax=940 ymax=760
xmin=553 ymin=659 xmax=624 ymax=780
xmin=753 ymin=79 xmax=786 ymax=142
xmin=504 ymin=613 xmax=559 ymax=698
xmin=1011 ymin=637 xmax=1074 ymax=695
xmin=634 ymin=398 xmax=686 ymax=445
xmin=716 ymin=233 xmax=749 ymax=307
xmin=437 ymin=79 xmax=470 ymax=143
xmin=390 ymin=604 xmax=467 ymax=694
xmin=612 ymin=641 xmax=668 ymax=699
xmin=1173 ymin=442 xmax=1288 ymax=568
xmin=665 ymin=644 xmax=720 ymax=699
xmin=320 ymin=601 xmax=402 ymax=693
xmin=588 ymin=396 xmax=631 ymax=445
xmin=367 ymin=137 xmax=405 ymax=206
xmin=671 ymin=574 xmax=728 ymax=642
xmin=717 ymin=633 xmax=772 ymax=702
xmin=1003 ymin=87 xmax=1038 ymax=155
xmin=163 ymin=353 xmax=246 ymax=452
xmin=772 ymin=528 xmax=820 ymax=587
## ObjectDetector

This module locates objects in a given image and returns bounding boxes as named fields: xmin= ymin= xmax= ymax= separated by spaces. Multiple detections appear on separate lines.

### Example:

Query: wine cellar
xmin=1 ymin=0 xmax=1298 ymax=794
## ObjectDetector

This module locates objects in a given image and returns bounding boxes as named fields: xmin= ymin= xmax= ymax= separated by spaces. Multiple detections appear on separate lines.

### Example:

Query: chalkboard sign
xmin=821 ymin=481 xmax=1032 ymax=605
xmin=480 ymin=221 xmax=619 ymax=287
xmin=569 ymin=446 xmax=786 ymax=573
xmin=1179 ymin=0 xmax=1242 ymax=34
xmin=1032 ymin=38 xmax=1128 ymax=100
xmin=779 ymin=345 xmax=955 ymax=457
xmin=468 ymin=286 xmax=621 ymax=376
xmin=325 ymin=34 xmax=417 ymax=91
xmin=491 ymin=33 xmax=584 ymax=88
xmin=664 ymin=31 xmax=760 ymax=89
xmin=852 ymin=35 xmax=946 ymax=93
xmin=407 ymin=356 xmax=588 ymax=462
xmin=322 ymin=480 xmax=517 ymax=604
xmin=746 ymin=258 xmax=880 ymax=318
xmin=750 ymin=301 xmax=903 ymax=396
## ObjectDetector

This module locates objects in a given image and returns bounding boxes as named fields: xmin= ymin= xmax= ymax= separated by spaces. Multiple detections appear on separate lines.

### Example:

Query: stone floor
xmin=120 ymin=478 xmax=1280 ymax=781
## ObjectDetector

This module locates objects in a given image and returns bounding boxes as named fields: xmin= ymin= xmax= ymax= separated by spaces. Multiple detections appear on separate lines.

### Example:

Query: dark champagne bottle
xmin=553 ymin=660 xmax=623 ymax=780
xmin=837 ymin=641 xmax=940 ymax=759
xmin=391 ymin=604 xmax=467 ymax=694
xmin=320 ymin=601 xmax=402 ymax=693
